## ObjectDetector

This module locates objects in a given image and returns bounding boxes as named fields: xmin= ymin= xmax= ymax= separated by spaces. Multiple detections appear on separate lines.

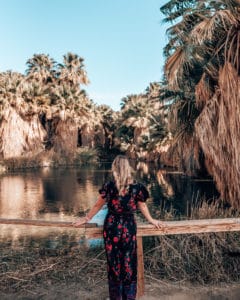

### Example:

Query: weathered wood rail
xmin=1 ymin=217 xmax=240 ymax=298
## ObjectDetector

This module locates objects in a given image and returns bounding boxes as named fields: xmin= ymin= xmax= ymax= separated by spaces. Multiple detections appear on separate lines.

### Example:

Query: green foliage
xmin=115 ymin=82 xmax=171 ymax=155
xmin=115 ymin=125 xmax=134 ymax=144
xmin=74 ymin=148 xmax=99 ymax=164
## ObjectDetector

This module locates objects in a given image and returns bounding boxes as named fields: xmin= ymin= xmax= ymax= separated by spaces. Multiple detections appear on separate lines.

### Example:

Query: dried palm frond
xmin=191 ymin=10 xmax=238 ymax=44
xmin=218 ymin=62 xmax=238 ymax=104
xmin=195 ymin=63 xmax=240 ymax=207
xmin=165 ymin=47 xmax=188 ymax=89
xmin=195 ymin=73 xmax=214 ymax=109
xmin=224 ymin=27 xmax=240 ymax=71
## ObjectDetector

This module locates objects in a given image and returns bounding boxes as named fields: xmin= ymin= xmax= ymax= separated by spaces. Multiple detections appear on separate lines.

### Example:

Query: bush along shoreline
xmin=0 ymin=147 xmax=102 ymax=173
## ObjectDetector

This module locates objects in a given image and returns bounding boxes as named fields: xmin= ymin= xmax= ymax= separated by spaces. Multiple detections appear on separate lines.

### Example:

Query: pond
xmin=0 ymin=162 xmax=218 ymax=248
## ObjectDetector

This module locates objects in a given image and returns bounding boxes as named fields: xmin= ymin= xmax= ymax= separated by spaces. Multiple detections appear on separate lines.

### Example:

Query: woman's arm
xmin=73 ymin=195 xmax=106 ymax=227
xmin=137 ymin=201 xmax=164 ymax=229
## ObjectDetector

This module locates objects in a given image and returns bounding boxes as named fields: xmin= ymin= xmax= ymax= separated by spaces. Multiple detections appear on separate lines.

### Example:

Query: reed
xmin=144 ymin=198 xmax=240 ymax=284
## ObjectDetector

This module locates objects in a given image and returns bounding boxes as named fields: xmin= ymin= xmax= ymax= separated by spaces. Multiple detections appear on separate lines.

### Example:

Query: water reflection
xmin=0 ymin=175 xmax=44 ymax=219
xmin=0 ymin=163 xmax=219 ymax=246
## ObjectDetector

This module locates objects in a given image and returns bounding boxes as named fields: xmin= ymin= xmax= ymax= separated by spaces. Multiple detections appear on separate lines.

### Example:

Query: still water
xmin=0 ymin=162 xmax=218 ymax=247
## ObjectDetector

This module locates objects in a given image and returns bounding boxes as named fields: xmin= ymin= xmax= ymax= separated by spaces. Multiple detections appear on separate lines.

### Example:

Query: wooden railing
xmin=1 ymin=217 xmax=240 ymax=298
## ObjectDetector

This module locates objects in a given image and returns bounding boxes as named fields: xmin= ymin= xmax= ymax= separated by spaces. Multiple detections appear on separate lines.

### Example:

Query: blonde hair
xmin=112 ymin=155 xmax=134 ymax=194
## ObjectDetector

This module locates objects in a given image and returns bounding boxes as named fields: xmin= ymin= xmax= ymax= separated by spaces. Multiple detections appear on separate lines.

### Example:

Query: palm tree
xmin=0 ymin=70 xmax=46 ymax=159
xmin=26 ymin=54 xmax=56 ymax=84
xmin=116 ymin=83 xmax=169 ymax=159
xmin=0 ymin=52 xmax=109 ymax=160
xmin=161 ymin=0 xmax=240 ymax=99
xmin=0 ymin=71 xmax=25 ymax=112
xmin=97 ymin=104 xmax=117 ymax=151
xmin=58 ymin=52 xmax=89 ymax=87
xmin=161 ymin=0 xmax=240 ymax=206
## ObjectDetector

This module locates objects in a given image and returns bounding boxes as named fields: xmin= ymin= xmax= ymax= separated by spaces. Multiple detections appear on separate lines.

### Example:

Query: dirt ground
xmin=141 ymin=282 xmax=240 ymax=300
xmin=1 ymin=281 xmax=240 ymax=300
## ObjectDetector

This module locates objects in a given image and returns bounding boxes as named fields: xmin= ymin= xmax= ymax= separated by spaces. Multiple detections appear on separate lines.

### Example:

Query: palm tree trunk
xmin=53 ymin=118 xmax=78 ymax=154
xmin=0 ymin=107 xmax=46 ymax=159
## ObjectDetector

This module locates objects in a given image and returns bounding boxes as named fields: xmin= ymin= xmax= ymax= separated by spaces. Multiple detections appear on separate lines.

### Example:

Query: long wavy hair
xmin=112 ymin=155 xmax=134 ymax=194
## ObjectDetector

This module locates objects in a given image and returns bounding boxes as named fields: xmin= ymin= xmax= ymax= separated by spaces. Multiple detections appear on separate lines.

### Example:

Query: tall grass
xmin=0 ymin=241 xmax=107 ymax=298
xmin=144 ymin=198 xmax=240 ymax=284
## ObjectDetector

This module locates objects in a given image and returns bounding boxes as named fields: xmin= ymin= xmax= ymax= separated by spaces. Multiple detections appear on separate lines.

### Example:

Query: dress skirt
xmin=103 ymin=212 xmax=137 ymax=300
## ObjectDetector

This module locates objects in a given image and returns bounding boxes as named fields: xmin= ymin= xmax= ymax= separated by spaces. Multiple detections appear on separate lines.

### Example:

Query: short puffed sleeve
xmin=98 ymin=181 xmax=118 ymax=200
xmin=98 ymin=182 xmax=109 ymax=199
xmin=134 ymin=183 xmax=149 ymax=202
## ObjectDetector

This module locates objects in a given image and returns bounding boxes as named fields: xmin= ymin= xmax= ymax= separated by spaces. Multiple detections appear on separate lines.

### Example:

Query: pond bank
xmin=0 ymin=148 xmax=100 ymax=174
xmin=142 ymin=282 xmax=240 ymax=300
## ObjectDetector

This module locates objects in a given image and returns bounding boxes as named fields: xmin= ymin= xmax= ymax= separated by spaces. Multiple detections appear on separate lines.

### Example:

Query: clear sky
xmin=0 ymin=0 xmax=169 ymax=111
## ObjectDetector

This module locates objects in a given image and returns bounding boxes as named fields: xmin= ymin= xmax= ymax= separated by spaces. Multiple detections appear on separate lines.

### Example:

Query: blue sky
xmin=0 ymin=0 xmax=169 ymax=110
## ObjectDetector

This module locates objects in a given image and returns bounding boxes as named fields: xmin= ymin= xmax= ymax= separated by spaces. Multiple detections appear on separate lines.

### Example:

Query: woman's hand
xmin=72 ymin=196 xmax=105 ymax=228
xmin=151 ymin=219 xmax=165 ymax=229
xmin=72 ymin=217 xmax=88 ymax=227
xmin=137 ymin=202 xmax=165 ymax=230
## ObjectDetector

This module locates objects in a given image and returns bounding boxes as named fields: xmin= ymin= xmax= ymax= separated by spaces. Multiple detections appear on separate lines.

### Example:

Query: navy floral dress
xmin=99 ymin=181 xmax=149 ymax=300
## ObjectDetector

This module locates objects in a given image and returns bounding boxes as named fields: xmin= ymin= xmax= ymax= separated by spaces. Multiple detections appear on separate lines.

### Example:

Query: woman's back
xmin=99 ymin=181 xmax=149 ymax=214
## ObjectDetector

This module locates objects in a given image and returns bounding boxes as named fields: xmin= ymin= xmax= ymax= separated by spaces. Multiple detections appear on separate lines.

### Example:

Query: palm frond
xmin=165 ymin=47 xmax=187 ymax=89
xmin=195 ymin=73 xmax=214 ymax=109
xmin=191 ymin=10 xmax=238 ymax=44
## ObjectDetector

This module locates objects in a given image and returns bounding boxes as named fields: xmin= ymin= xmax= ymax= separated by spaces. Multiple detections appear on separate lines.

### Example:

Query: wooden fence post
xmin=137 ymin=236 xmax=144 ymax=298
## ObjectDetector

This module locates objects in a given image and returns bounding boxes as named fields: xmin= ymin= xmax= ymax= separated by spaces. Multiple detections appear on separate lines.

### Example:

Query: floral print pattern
xmin=100 ymin=181 xmax=149 ymax=300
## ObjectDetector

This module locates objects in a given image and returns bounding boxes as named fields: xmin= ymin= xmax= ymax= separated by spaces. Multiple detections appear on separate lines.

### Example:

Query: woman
xmin=73 ymin=155 xmax=164 ymax=300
